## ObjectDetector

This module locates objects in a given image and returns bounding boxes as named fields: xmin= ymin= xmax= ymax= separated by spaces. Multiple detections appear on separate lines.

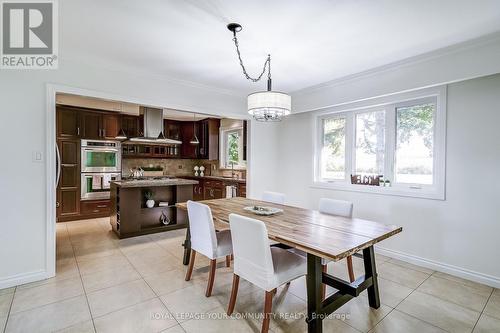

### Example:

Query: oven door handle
xmin=82 ymin=148 xmax=120 ymax=153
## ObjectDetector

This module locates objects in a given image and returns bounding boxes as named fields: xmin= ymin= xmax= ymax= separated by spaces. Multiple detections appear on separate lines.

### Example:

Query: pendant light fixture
xmin=227 ymin=23 xmax=291 ymax=122
xmin=190 ymin=113 xmax=199 ymax=144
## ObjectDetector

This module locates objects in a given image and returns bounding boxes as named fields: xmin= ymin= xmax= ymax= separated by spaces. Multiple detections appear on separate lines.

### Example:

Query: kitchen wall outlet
xmin=32 ymin=151 xmax=43 ymax=163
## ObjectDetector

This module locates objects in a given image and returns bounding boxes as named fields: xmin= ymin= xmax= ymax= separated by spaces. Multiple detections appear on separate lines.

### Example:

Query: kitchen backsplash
xmin=122 ymin=159 xmax=246 ymax=179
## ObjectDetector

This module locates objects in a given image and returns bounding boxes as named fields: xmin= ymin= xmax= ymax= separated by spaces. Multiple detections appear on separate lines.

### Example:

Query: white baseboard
xmin=375 ymin=246 xmax=500 ymax=289
xmin=0 ymin=269 xmax=50 ymax=290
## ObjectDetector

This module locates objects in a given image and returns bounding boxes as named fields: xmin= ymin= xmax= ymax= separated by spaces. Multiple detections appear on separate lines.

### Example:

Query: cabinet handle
xmin=102 ymin=128 xmax=106 ymax=137
xmin=97 ymin=205 xmax=107 ymax=208
xmin=77 ymin=127 xmax=80 ymax=136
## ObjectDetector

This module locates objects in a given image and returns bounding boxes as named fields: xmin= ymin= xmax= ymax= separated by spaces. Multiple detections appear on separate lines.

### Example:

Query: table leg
xmin=362 ymin=246 xmax=380 ymax=308
xmin=182 ymin=228 xmax=191 ymax=265
xmin=306 ymin=253 xmax=323 ymax=333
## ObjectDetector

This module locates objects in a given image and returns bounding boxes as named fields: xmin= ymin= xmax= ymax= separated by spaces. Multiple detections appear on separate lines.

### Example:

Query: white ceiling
xmin=61 ymin=0 xmax=500 ymax=95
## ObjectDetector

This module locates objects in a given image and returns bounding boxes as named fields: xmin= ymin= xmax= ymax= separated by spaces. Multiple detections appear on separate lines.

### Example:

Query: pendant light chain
xmin=232 ymin=33 xmax=271 ymax=83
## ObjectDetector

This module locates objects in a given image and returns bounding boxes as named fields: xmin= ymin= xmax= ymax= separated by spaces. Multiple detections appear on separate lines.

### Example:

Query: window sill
xmin=310 ymin=181 xmax=445 ymax=200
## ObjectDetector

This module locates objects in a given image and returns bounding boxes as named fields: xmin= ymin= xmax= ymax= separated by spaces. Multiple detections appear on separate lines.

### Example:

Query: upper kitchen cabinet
xmin=164 ymin=119 xmax=181 ymax=140
xmin=81 ymin=111 xmax=102 ymax=139
xmin=121 ymin=115 xmax=140 ymax=138
xmin=57 ymin=106 xmax=81 ymax=138
xmin=180 ymin=121 xmax=198 ymax=158
xmin=198 ymin=118 xmax=220 ymax=160
xmin=101 ymin=114 xmax=120 ymax=139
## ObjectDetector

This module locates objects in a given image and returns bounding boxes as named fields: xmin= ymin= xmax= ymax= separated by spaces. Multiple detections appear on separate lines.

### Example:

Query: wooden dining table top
xmin=177 ymin=197 xmax=402 ymax=262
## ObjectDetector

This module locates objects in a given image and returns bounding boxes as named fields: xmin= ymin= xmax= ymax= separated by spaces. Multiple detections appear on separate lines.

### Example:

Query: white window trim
xmin=312 ymin=86 xmax=447 ymax=200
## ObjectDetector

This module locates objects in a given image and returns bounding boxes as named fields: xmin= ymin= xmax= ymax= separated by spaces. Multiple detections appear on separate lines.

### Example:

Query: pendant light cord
xmin=232 ymin=32 xmax=271 ymax=84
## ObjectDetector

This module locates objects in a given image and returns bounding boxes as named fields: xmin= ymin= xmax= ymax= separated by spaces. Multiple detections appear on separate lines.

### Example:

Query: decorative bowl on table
xmin=243 ymin=206 xmax=283 ymax=216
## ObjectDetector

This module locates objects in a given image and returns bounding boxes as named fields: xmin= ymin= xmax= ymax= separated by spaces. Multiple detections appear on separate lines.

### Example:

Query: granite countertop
xmin=181 ymin=175 xmax=246 ymax=184
xmin=111 ymin=178 xmax=199 ymax=188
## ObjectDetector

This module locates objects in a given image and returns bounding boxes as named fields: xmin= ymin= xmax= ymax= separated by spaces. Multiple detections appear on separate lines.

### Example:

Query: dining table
xmin=176 ymin=197 xmax=402 ymax=333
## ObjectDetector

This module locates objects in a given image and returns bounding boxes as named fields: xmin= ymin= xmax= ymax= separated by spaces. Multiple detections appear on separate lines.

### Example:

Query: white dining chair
xmin=185 ymin=200 xmax=233 ymax=297
xmin=319 ymin=198 xmax=355 ymax=292
xmin=262 ymin=191 xmax=286 ymax=205
xmin=227 ymin=213 xmax=306 ymax=333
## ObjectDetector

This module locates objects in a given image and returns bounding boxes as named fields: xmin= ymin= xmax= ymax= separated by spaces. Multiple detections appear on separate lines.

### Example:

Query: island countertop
xmin=111 ymin=178 xmax=199 ymax=188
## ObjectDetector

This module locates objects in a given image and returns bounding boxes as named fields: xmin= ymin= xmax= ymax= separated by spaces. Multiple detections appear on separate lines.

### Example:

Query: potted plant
xmin=144 ymin=190 xmax=155 ymax=208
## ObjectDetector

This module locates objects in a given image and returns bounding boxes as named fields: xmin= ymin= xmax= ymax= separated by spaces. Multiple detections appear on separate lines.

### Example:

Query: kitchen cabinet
xmin=164 ymin=119 xmax=181 ymax=140
xmin=81 ymin=111 xmax=102 ymax=139
xmin=120 ymin=115 xmax=140 ymax=138
xmin=56 ymin=139 xmax=80 ymax=220
xmin=198 ymin=118 xmax=220 ymax=160
xmin=101 ymin=114 xmax=120 ymax=139
xmin=57 ymin=107 xmax=81 ymax=138
xmin=238 ymin=183 xmax=246 ymax=197
xmin=193 ymin=182 xmax=204 ymax=201
xmin=204 ymin=180 xmax=224 ymax=199
xmin=180 ymin=121 xmax=198 ymax=159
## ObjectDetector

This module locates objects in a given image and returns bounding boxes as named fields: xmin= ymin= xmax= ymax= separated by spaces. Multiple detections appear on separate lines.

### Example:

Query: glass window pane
xmin=355 ymin=111 xmax=385 ymax=176
xmin=395 ymin=103 xmax=435 ymax=184
xmin=321 ymin=117 xmax=346 ymax=180
xmin=226 ymin=131 xmax=240 ymax=165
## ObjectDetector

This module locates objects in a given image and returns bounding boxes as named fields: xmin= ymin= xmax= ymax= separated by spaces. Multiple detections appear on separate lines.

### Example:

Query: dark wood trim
xmin=225 ymin=255 xmax=231 ymax=267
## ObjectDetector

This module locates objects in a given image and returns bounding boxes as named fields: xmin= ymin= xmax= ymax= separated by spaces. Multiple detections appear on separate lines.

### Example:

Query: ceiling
xmin=61 ymin=0 xmax=500 ymax=95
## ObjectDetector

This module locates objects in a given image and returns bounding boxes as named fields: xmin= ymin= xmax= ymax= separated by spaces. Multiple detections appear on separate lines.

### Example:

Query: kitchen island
xmin=109 ymin=178 xmax=198 ymax=238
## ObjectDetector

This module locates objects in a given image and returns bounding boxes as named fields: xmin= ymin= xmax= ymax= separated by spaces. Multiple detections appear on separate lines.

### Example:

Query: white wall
xmin=0 ymin=59 xmax=246 ymax=288
xmin=275 ymin=74 xmax=500 ymax=287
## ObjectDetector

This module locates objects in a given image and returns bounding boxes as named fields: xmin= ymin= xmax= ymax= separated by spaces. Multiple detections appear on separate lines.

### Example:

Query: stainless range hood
xmin=126 ymin=107 xmax=182 ymax=145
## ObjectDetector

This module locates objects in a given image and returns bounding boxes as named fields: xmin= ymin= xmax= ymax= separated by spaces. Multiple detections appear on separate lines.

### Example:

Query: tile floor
xmin=1 ymin=217 xmax=499 ymax=333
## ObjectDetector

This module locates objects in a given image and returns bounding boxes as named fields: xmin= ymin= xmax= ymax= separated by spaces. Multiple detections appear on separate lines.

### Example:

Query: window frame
xmin=313 ymin=86 xmax=446 ymax=200
xmin=219 ymin=127 xmax=246 ymax=169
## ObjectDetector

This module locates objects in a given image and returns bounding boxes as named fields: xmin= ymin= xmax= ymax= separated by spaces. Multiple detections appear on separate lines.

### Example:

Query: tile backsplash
xmin=122 ymin=159 xmax=246 ymax=179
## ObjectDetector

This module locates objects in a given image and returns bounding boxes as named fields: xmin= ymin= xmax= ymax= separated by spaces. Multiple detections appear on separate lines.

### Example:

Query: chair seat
xmin=270 ymin=247 xmax=306 ymax=289
xmin=215 ymin=230 xmax=233 ymax=258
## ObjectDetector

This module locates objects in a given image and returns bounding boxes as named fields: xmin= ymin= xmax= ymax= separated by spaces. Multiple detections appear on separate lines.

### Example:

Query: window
xmin=314 ymin=87 xmax=446 ymax=199
xmin=395 ymin=103 xmax=434 ymax=185
xmin=355 ymin=110 xmax=385 ymax=176
xmin=320 ymin=117 xmax=346 ymax=180
xmin=220 ymin=128 xmax=245 ymax=169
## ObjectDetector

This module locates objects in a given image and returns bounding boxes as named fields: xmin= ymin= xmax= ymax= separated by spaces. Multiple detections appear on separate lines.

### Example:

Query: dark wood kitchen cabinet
xmin=193 ymin=182 xmax=204 ymax=201
xmin=180 ymin=121 xmax=198 ymax=159
xmin=164 ymin=119 xmax=181 ymax=140
xmin=56 ymin=139 xmax=80 ymax=221
xmin=81 ymin=111 xmax=102 ymax=139
xmin=57 ymin=107 xmax=81 ymax=138
xmin=121 ymin=115 xmax=140 ymax=138
xmin=101 ymin=114 xmax=120 ymax=139
xmin=198 ymin=118 xmax=220 ymax=160
xmin=204 ymin=180 xmax=224 ymax=199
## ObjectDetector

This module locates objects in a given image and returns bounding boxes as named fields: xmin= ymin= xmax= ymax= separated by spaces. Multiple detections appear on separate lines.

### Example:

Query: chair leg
xmin=347 ymin=255 xmax=355 ymax=283
xmin=185 ymin=250 xmax=196 ymax=281
xmin=205 ymin=259 xmax=217 ymax=297
xmin=225 ymin=255 xmax=231 ymax=267
xmin=321 ymin=264 xmax=327 ymax=300
xmin=262 ymin=291 xmax=274 ymax=333
xmin=227 ymin=274 xmax=240 ymax=315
